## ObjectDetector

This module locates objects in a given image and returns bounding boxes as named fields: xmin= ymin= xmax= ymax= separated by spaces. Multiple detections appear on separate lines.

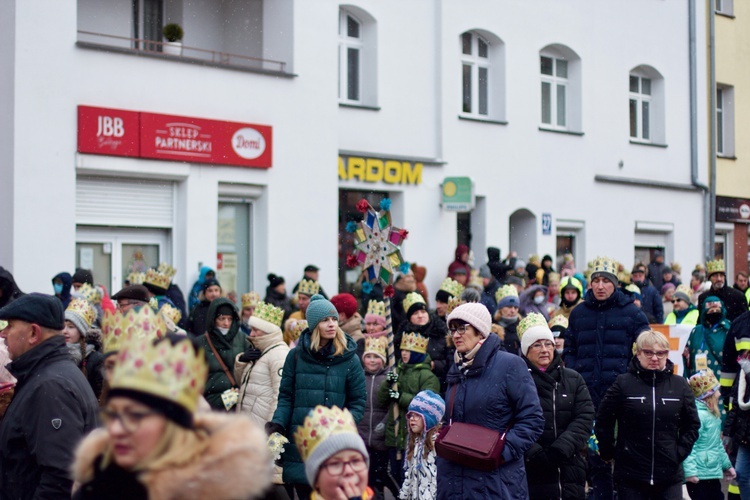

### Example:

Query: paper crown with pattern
xmin=111 ymin=333 xmax=208 ymax=414
xmin=439 ymin=277 xmax=465 ymax=298
xmin=402 ymin=291 xmax=426 ymax=314
xmin=284 ymin=318 xmax=308 ymax=343
xmin=241 ymin=291 xmax=261 ymax=309
xmin=66 ymin=298 xmax=97 ymax=328
xmin=101 ymin=305 xmax=168 ymax=354
xmin=157 ymin=262 xmax=177 ymax=278
xmin=548 ymin=314 xmax=569 ymax=330
xmin=144 ymin=268 xmax=172 ymax=291
xmin=159 ymin=303 xmax=182 ymax=326
xmin=297 ymin=279 xmax=320 ymax=297
xmin=518 ymin=312 xmax=551 ymax=339
xmin=468 ymin=270 xmax=484 ymax=289
xmin=78 ymin=283 xmax=102 ymax=305
xmin=446 ymin=296 xmax=465 ymax=315
xmin=295 ymin=405 xmax=360 ymax=462
xmin=363 ymin=335 xmax=388 ymax=363
xmin=674 ymin=284 xmax=693 ymax=300
xmin=128 ymin=272 xmax=146 ymax=285
xmin=591 ymin=256 xmax=618 ymax=277
xmin=252 ymin=302 xmax=284 ymax=328
xmin=400 ymin=332 xmax=429 ymax=354
xmin=366 ymin=300 xmax=386 ymax=318
xmin=706 ymin=259 xmax=726 ymax=276
xmin=689 ymin=369 xmax=720 ymax=400
xmin=495 ymin=284 xmax=519 ymax=303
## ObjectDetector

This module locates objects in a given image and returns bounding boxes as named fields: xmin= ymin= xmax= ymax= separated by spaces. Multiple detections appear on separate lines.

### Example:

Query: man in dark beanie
xmin=71 ymin=267 xmax=94 ymax=292
xmin=563 ymin=257 xmax=649 ymax=500
xmin=0 ymin=293 xmax=98 ymax=499
xmin=187 ymin=278 xmax=222 ymax=338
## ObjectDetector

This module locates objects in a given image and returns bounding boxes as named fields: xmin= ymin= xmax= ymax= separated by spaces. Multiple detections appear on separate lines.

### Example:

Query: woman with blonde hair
xmin=73 ymin=332 xmax=272 ymax=499
xmin=268 ymin=294 xmax=366 ymax=499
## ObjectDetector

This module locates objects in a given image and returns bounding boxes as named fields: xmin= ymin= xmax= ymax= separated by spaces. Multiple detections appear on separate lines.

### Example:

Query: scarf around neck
xmin=454 ymin=339 xmax=485 ymax=375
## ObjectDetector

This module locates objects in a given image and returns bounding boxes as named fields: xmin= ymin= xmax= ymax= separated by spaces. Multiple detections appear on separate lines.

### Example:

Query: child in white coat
xmin=399 ymin=390 xmax=445 ymax=500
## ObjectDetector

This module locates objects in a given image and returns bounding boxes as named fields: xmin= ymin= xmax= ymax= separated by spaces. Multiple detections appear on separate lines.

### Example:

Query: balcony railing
xmin=77 ymin=30 xmax=288 ymax=74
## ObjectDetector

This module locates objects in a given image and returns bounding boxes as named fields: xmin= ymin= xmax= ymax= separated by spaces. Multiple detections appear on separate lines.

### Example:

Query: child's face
xmin=365 ymin=321 xmax=384 ymax=334
xmin=407 ymin=413 xmax=424 ymax=434
xmin=401 ymin=350 xmax=411 ymax=364
xmin=363 ymin=353 xmax=384 ymax=373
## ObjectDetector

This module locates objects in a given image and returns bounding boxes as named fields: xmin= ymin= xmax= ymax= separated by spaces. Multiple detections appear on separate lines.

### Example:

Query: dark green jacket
xmin=377 ymin=356 xmax=440 ymax=449
xmin=271 ymin=329 xmax=366 ymax=485
xmin=194 ymin=298 xmax=245 ymax=410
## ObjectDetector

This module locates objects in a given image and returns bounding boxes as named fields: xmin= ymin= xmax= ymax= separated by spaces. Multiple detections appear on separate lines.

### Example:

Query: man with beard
xmin=699 ymin=259 xmax=747 ymax=322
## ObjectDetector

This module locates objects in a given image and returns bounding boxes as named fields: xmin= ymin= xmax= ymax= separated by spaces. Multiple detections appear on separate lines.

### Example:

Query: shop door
xmin=75 ymin=227 xmax=170 ymax=294
xmin=217 ymin=201 xmax=253 ymax=302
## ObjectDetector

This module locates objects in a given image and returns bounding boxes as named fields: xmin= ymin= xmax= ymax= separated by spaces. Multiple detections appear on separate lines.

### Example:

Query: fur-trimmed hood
xmin=73 ymin=412 xmax=272 ymax=499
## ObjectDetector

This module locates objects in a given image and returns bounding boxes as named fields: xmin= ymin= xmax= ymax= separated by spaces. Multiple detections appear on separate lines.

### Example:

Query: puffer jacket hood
xmin=205 ymin=297 xmax=240 ymax=338
xmin=52 ymin=272 xmax=73 ymax=307
xmin=454 ymin=244 xmax=470 ymax=261
xmin=698 ymin=296 xmax=729 ymax=327
xmin=487 ymin=247 xmax=501 ymax=262
xmin=0 ymin=267 xmax=23 ymax=309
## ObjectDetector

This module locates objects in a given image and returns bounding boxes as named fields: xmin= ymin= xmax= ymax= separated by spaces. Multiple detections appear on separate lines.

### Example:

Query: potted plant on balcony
xmin=162 ymin=23 xmax=184 ymax=56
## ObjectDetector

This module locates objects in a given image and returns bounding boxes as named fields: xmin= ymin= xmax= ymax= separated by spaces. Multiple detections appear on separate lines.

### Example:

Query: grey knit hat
xmin=305 ymin=294 xmax=339 ymax=332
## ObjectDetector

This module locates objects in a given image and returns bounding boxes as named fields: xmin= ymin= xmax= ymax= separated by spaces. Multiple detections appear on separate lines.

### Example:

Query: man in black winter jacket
xmin=699 ymin=259 xmax=748 ymax=322
xmin=0 ymin=293 xmax=99 ymax=500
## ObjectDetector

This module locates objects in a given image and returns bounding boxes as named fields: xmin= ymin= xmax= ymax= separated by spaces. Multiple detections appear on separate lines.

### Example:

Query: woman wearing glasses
xmin=596 ymin=330 xmax=700 ymax=499
xmin=436 ymin=302 xmax=544 ymax=499
xmin=72 ymin=333 xmax=271 ymax=499
xmin=519 ymin=313 xmax=594 ymax=499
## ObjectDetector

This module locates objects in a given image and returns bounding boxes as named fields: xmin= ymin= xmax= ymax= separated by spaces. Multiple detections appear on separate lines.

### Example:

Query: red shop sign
xmin=78 ymin=106 xmax=140 ymax=157
xmin=77 ymin=105 xmax=273 ymax=169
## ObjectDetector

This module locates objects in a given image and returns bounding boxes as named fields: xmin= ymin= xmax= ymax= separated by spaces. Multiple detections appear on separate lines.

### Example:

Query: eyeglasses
xmin=671 ymin=299 xmax=681 ymax=304
xmin=100 ymin=408 xmax=161 ymax=434
xmin=117 ymin=300 xmax=143 ymax=310
xmin=448 ymin=324 xmax=470 ymax=335
xmin=529 ymin=341 xmax=556 ymax=351
xmin=321 ymin=456 xmax=367 ymax=476
xmin=639 ymin=349 xmax=670 ymax=359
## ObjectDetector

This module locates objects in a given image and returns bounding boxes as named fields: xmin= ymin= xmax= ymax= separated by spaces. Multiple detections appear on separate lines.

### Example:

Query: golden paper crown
xmin=675 ymin=284 xmax=693 ymax=300
xmin=547 ymin=272 xmax=561 ymax=284
xmin=366 ymin=300 xmax=386 ymax=318
xmin=528 ymin=254 xmax=541 ymax=266
xmin=144 ymin=268 xmax=171 ymax=291
xmin=295 ymin=406 xmax=359 ymax=463
xmin=548 ymin=314 xmax=569 ymax=330
xmin=284 ymin=318 xmax=308 ymax=343
xmin=111 ymin=334 xmax=208 ymax=414
xmin=592 ymin=256 xmax=618 ymax=277
xmin=101 ymin=306 xmax=168 ymax=354
xmin=518 ymin=313 xmax=550 ymax=338
xmin=159 ymin=303 xmax=182 ymax=326
xmin=706 ymin=259 xmax=726 ymax=276
xmin=157 ymin=262 xmax=177 ymax=278
xmin=298 ymin=279 xmax=320 ymax=297
xmin=241 ymin=291 xmax=261 ymax=308
xmin=254 ymin=302 xmax=284 ymax=328
xmin=469 ymin=270 xmax=484 ymax=289
xmin=363 ymin=335 xmax=388 ymax=361
xmin=446 ymin=296 xmax=465 ymax=314
xmin=439 ymin=278 xmax=465 ymax=298
xmin=65 ymin=298 xmax=97 ymax=328
xmin=495 ymin=284 xmax=519 ymax=303
xmin=128 ymin=272 xmax=146 ymax=285
xmin=400 ymin=332 xmax=429 ymax=354
xmin=403 ymin=292 xmax=426 ymax=314
xmin=689 ymin=369 xmax=720 ymax=399
xmin=78 ymin=283 xmax=102 ymax=305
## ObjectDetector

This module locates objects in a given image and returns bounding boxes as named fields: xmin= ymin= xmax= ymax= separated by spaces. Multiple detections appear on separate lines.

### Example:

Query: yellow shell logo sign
xmin=443 ymin=181 xmax=457 ymax=197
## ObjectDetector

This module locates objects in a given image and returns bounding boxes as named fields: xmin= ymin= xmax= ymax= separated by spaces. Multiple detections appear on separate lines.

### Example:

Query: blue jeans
xmin=736 ymin=443 xmax=750 ymax=499
xmin=587 ymin=447 xmax=613 ymax=500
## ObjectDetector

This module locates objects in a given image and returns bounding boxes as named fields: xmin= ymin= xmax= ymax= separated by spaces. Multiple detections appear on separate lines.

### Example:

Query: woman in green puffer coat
xmin=268 ymin=295 xmax=366 ymax=499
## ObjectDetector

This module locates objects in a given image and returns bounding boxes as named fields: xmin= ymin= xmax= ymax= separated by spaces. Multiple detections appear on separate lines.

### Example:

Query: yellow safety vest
xmin=664 ymin=308 xmax=700 ymax=326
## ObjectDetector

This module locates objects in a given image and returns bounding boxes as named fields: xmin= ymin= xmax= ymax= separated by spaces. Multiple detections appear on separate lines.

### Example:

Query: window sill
xmin=458 ymin=115 xmax=508 ymax=126
xmin=717 ymin=154 xmax=737 ymax=160
xmin=629 ymin=140 xmax=668 ymax=148
xmin=76 ymin=41 xmax=296 ymax=78
xmin=339 ymin=102 xmax=381 ymax=111
xmin=538 ymin=126 xmax=584 ymax=136
xmin=715 ymin=11 xmax=735 ymax=19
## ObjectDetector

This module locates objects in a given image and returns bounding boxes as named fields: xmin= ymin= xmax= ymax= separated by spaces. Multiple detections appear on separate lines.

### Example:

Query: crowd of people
xmin=1 ymin=244 xmax=750 ymax=499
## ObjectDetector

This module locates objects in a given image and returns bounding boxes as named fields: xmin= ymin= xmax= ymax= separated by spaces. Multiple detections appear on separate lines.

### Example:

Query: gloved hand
xmin=374 ymin=423 xmax=385 ymax=435
xmin=386 ymin=371 xmax=399 ymax=384
xmin=240 ymin=346 xmax=262 ymax=363
xmin=388 ymin=390 xmax=400 ymax=402
xmin=723 ymin=435 xmax=733 ymax=453
xmin=265 ymin=421 xmax=285 ymax=437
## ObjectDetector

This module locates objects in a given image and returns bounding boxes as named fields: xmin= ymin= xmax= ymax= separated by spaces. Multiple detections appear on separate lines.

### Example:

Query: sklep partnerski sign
xmin=78 ymin=105 xmax=272 ymax=168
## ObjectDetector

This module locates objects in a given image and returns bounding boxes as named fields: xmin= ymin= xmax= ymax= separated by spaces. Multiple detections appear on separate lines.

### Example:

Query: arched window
xmin=540 ymin=44 xmax=581 ymax=132
xmin=339 ymin=6 xmax=377 ymax=106
xmin=460 ymin=30 xmax=505 ymax=121
xmin=629 ymin=65 xmax=665 ymax=144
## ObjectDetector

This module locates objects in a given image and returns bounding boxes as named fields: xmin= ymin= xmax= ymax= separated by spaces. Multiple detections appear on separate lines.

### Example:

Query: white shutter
xmin=76 ymin=176 xmax=174 ymax=228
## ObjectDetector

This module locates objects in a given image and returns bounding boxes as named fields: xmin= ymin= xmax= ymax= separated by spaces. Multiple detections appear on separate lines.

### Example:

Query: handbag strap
xmin=205 ymin=333 xmax=237 ymax=388
xmin=448 ymin=384 xmax=458 ymax=423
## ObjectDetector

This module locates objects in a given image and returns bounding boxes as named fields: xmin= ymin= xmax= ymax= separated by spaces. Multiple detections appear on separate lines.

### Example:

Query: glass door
xmin=217 ymin=201 xmax=252 ymax=302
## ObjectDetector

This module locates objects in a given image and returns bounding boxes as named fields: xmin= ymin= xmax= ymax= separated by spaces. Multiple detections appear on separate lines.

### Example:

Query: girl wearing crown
xmin=64 ymin=298 xmax=105 ymax=400
xmin=72 ymin=334 xmax=272 ymax=499
xmin=399 ymin=390 xmax=445 ymax=500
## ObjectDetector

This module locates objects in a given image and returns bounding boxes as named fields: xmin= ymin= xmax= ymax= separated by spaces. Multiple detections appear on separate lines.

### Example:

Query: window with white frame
xmin=338 ymin=7 xmax=377 ymax=106
xmin=716 ymin=0 xmax=734 ymax=16
xmin=628 ymin=66 xmax=666 ymax=144
xmin=629 ymin=75 xmax=652 ymax=141
xmin=459 ymin=30 xmax=505 ymax=121
xmin=716 ymin=84 xmax=735 ymax=156
xmin=539 ymin=45 xmax=581 ymax=132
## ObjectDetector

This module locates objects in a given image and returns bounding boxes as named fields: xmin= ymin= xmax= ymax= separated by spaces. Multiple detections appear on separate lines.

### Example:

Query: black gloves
xmin=240 ymin=346 xmax=262 ymax=363
xmin=265 ymin=421 xmax=285 ymax=436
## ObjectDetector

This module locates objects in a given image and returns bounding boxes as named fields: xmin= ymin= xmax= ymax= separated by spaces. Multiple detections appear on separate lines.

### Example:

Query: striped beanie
xmin=407 ymin=390 xmax=445 ymax=431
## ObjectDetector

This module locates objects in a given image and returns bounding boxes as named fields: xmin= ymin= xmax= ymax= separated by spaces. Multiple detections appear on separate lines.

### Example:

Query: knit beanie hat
xmin=306 ymin=294 xmax=339 ymax=332
xmin=519 ymin=313 xmax=555 ymax=356
xmin=201 ymin=278 xmax=221 ymax=293
xmin=446 ymin=302 xmax=491 ymax=338
xmin=64 ymin=298 xmax=96 ymax=338
xmin=72 ymin=268 xmax=94 ymax=286
xmin=364 ymin=300 xmax=387 ymax=328
xmin=407 ymin=390 xmax=445 ymax=432
xmin=267 ymin=273 xmax=285 ymax=288
xmin=689 ymin=369 xmax=720 ymax=401
xmin=660 ymin=283 xmax=676 ymax=295
xmin=330 ymin=293 xmax=358 ymax=319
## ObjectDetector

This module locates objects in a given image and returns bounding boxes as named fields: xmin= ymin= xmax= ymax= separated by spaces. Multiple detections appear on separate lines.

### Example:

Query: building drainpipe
xmin=708 ymin=0 xmax=718 ymax=261
xmin=689 ymin=0 xmax=713 ymax=262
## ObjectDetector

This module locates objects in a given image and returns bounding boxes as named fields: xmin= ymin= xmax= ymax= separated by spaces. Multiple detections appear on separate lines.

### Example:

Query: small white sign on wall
xmin=80 ymin=247 xmax=94 ymax=270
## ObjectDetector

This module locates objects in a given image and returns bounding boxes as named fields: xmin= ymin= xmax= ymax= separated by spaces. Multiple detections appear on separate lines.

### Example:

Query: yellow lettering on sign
xmin=402 ymin=163 xmax=422 ymax=185
xmin=384 ymin=161 xmax=401 ymax=184
xmin=349 ymin=157 xmax=366 ymax=181
xmin=366 ymin=159 xmax=384 ymax=182
xmin=338 ymin=157 xmax=347 ymax=180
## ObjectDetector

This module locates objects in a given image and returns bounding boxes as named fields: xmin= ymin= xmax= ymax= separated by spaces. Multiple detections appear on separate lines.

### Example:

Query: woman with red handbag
xmin=435 ymin=303 xmax=544 ymax=499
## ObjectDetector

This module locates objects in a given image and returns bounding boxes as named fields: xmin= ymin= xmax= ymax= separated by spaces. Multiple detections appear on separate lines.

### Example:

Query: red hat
xmin=330 ymin=293 xmax=358 ymax=319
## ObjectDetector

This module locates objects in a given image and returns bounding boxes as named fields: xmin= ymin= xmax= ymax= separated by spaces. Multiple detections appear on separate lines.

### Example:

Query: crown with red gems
xmin=446 ymin=296 xmax=465 ymax=314
xmin=78 ymin=283 xmax=102 ymax=305
xmin=144 ymin=268 xmax=171 ymax=291
xmin=366 ymin=300 xmax=386 ymax=318
xmin=400 ymin=332 xmax=429 ymax=354
xmin=689 ymin=369 xmax=720 ymax=400
xmin=157 ymin=262 xmax=177 ymax=278
xmin=241 ymin=291 xmax=261 ymax=309
xmin=295 ymin=406 xmax=359 ymax=462
xmin=101 ymin=305 xmax=168 ymax=354
xmin=65 ymin=298 xmax=97 ymax=328
xmin=128 ymin=272 xmax=146 ymax=285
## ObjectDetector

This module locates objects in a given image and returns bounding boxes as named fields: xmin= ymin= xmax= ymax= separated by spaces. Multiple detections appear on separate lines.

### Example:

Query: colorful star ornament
xmin=345 ymin=198 xmax=409 ymax=286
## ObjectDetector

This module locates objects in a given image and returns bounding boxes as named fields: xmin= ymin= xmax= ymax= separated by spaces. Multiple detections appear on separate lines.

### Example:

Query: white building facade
xmin=0 ymin=0 xmax=709 ymax=299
